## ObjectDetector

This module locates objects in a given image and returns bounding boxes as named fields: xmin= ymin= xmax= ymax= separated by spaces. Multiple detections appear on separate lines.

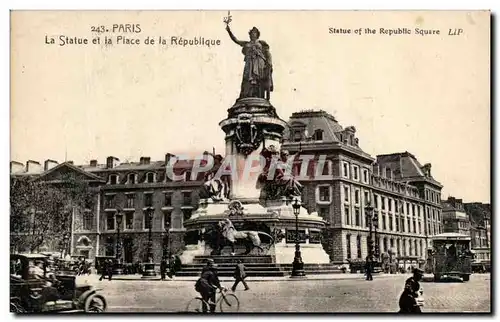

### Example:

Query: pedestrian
xmin=194 ymin=259 xmax=225 ymax=313
xmin=231 ymin=259 xmax=249 ymax=291
xmin=99 ymin=259 xmax=108 ymax=281
xmin=160 ymin=257 xmax=168 ymax=281
xmin=168 ymin=255 xmax=176 ymax=278
xmin=398 ymin=267 xmax=424 ymax=313
xmin=365 ymin=256 xmax=373 ymax=281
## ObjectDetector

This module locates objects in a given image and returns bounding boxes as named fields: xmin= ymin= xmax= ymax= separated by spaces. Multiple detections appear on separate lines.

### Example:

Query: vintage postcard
xmin=10 ymin=10 xmax=490 ymax=313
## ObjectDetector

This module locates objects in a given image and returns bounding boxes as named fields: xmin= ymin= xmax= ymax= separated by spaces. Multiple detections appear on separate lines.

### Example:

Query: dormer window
xmin=313 ymin=129 xmax=324 ymax=141
xmin=108 ymin=174 xmax=118 ymax=185
xmin=293 ymin=130 xmax=302 ymax=142
xmin=127 ymin=173 xmax=137 ymax=184
xmin=184 ymin=171 xmax=192 ymax=181
xmin=146 ymin=172 xmax=156 ymax=183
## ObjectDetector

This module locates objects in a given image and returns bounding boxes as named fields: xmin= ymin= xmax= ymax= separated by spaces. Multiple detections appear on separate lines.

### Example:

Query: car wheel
xmin=84 ymin=294 xmax=107 ymax=313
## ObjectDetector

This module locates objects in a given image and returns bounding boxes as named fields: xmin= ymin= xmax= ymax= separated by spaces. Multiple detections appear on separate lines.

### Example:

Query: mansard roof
xmin=285 ymin=110 xmax=343 ymax=143
xmin=376 ymin=151 xmax=442 ymax=188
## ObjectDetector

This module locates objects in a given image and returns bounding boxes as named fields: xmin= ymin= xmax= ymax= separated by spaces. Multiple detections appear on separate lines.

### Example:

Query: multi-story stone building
xmin=441 ymin=197 xmax=471 ymax=235
xmin=281 ymin=110 xmax=443 ymax=266
xmin=10 ymin=110 xmax=445 ymax=267
xmin=464 ymin=202 xmax=491 ymax=263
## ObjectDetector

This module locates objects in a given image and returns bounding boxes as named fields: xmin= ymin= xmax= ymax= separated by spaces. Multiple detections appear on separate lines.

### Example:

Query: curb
xmin=99 ymin=273 xmax=404 ymax=282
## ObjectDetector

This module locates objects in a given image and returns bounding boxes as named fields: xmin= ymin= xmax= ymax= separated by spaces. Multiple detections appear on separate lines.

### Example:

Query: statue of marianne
xmin=225 ymin=23 xmax=274 ymax=100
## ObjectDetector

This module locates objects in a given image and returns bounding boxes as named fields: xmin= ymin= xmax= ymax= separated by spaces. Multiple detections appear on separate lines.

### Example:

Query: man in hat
xmin=398 ymin=267 xmax=424 ymax=313
xmin=231 ymin=259 xmax=249 ymax=291
xmin=195 ymin=259 xmax=225 ymax=313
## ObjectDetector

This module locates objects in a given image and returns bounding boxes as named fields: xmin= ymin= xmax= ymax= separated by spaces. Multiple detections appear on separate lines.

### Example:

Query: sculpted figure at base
xmin=225 ymin=20 xmax=273 ymax=100
xmin=258 ymin=146 xmax=304 ymax=200
xmin=199 ymin=154 xmax=230 ymax=202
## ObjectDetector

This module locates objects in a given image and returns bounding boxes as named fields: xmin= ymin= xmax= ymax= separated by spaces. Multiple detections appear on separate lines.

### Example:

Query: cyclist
xmin=195 ymin=259 xmax=226 ymax=313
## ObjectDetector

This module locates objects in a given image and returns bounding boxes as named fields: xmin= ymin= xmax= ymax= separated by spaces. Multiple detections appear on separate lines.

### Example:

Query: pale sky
xmin=10 ymin=11 xmax=490 ymax=203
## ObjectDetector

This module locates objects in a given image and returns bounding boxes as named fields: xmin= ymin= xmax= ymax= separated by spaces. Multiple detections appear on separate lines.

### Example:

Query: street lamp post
xmin=365 ymin=202 xmax=375 ymax=260
xmin=142 ymin=207 xmax=156 ymax=277
xmin=290 ymin=198 xmax=306 ymax=278
xmin=114 ymin=211 xmax=124 ymax=275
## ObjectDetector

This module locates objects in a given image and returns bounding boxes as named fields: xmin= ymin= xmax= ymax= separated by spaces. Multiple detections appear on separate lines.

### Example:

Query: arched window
xmin=108 ymin=174 xmax=118 ymax=185
xmin=313 ymin=129 xmax=324 ymax=141
xmin=145 ymin=172 xmax=156 ymax=183
xmin=127 ymin=173 xmax=137 ymax=184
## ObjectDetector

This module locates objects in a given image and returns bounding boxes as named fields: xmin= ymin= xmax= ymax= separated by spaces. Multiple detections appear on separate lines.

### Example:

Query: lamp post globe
xmin=290 ymin=197 xmax=306 ymax=278
xmin=113 ymin=211 xmax=124 ymax=275
xmin=142 ymin=206 xmax=157 ymax=278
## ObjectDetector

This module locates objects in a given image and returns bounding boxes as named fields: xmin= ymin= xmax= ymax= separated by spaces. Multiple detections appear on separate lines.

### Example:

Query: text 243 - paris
xmin=90 ymin=24 xmax=142 ymax=34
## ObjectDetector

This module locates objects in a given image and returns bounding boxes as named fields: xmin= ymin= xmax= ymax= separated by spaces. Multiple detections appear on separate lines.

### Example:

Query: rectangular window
xmin=125 ymin=212 xmax=134 ymax=229
xmin=412 ymin=204 xmax=415 ymax=216
xmin=344 ymin=206 xmax=350 ymax=225
xmin=83 ymin=213 xmax=92 ymax=230
xmin=382 ymin=215 xmax=387 ymax=230
xmin=356 ymin=235 xmax=362 ymax=258
xmin=353 ymin=166 xmax=359 ymax=181
xmin=346 ymin=235 xmax=351 ymax=259
xmin=106 ymin=214 xmax=115 ymax=230
xmin=354 ymin=190 xmax=360 ymax=204
xmin=144 ymin=193 xmax=153 ymax=207
xmin=395 ymin=200 xmax=399 ymax=213
xmin=144 ymin=213 xmax=152 ymax=230
xmin=381 ymin=197 xmax=386 ymax=210
xmin=388 ymin=199 xmax=392 ymax=212
xmin=343 ymin=186 xmax=349 ymax=202
xmin=406 ymin=203 xmax=410 ymax=215
xmin=401 ymin=217 xmax=406 ymax=232
xmin=318 ymin=207 xmax=328 ymax=219
xmin=164 ymin=192 xmax=172 ymax=207
xmin=389 ymin=214 xmax=393 ymax=231
xmin=126 ymin=194 xmax=135 ymax=209
xmin=105 ymin=195 xmax=115 ymax=209
xmin=355 ymin=208 xmax=360 ymax=226
xmin=164 ymin=212 xmax=171 ymax=230
xmin=395 ymin=215 xmax=400 ymax=231
xmin=418 ymin=221 xmax=421 ymax=234
xmin=342 ymin=162 xmax=349 ymax=177
xmin=319 ymin=186 xmax=330 ymax=202
xmin=183 ymin=208 xmax=193 ymax=221
xmin=374 ymin=195 xmax=378 ymax=208
xmin=412 ymin=220 xmax=416 ymax=233
xmin=396 ymin=239 xmax=401 ymax=256
xmin=183 ymin=192 xmax=191 ymax=206
xmin=363 ymin=169 xmax=369 ymax=183
xmin=364 ymin=191 xmax=370 ymax=204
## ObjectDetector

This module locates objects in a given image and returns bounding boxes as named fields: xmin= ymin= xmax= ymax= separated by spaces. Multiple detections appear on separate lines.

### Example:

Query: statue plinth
xmin=219 ymin=98 xmax=288 ymax=201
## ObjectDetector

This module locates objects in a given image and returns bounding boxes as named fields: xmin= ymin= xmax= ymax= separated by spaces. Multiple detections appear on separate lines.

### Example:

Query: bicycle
xmin=185 ymin=288 xmax=240 ymax=313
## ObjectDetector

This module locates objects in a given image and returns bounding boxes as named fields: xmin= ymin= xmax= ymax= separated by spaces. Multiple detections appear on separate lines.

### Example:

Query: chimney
xmin=106 ymin=156 xmax=120 ymax=169
xmin=26 ymin=160 xmax=42 ymax=174
xmin=140 ymin=157 xmax=151 ymax=165
xmin=165 ymin=153 xmax=175 ymax=166
xmin=90 ymin=160 xmax=98 ymax=167
xmin=10 ymin=161 xmax=25 ymax=174
xmin=44 ymin=159 xmax=58 ymax=171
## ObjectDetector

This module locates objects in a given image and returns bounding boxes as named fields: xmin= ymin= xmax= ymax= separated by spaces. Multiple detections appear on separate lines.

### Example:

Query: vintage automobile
xmin=10 ymin=253 xmax=107 ymax=313
xmin=430 ymin=233 xmax=473 ymax=282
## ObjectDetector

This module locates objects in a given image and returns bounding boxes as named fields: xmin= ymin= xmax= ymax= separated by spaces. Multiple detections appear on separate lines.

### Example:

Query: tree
xmin=10 ymin=174 xmax=91 ymax=254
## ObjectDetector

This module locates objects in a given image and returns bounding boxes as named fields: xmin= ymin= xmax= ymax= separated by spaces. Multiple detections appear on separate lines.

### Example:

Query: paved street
xmin=78 ymin=273 xmax=491 ymax=313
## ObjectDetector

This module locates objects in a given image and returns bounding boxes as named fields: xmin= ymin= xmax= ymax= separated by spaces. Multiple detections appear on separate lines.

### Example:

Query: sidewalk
xmin=79 ymin=273 xmax=406 ymax=283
